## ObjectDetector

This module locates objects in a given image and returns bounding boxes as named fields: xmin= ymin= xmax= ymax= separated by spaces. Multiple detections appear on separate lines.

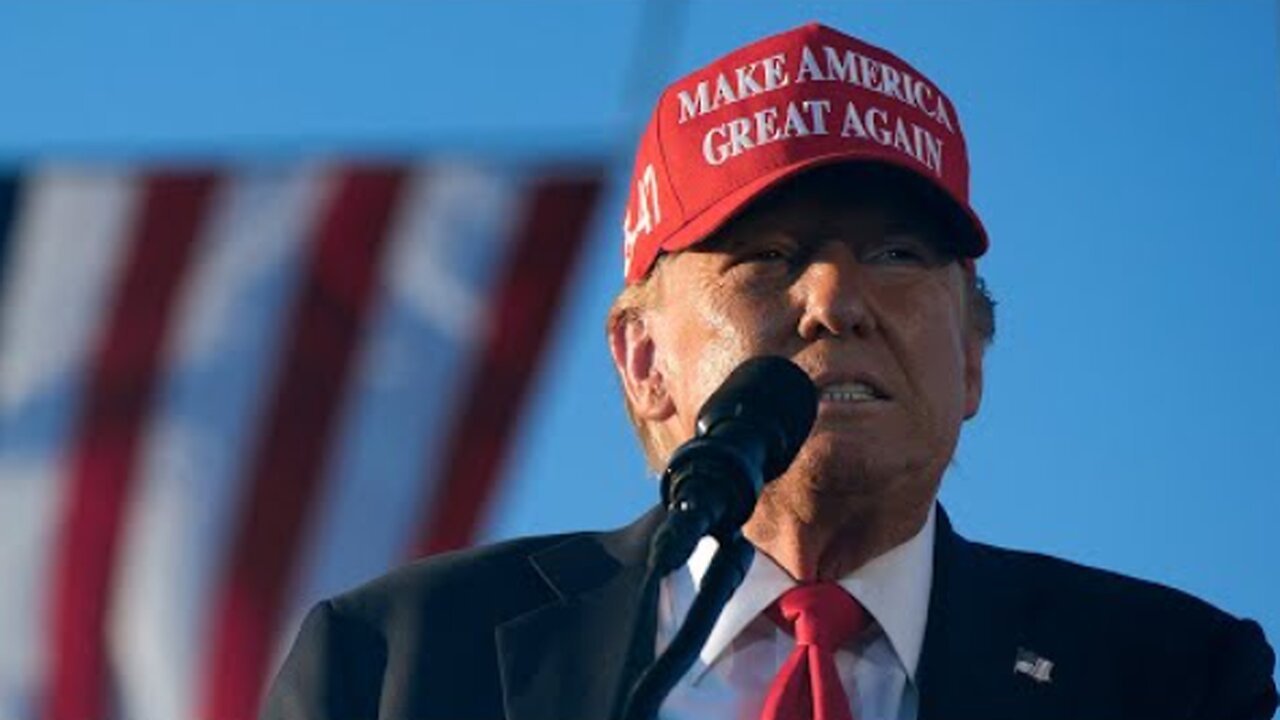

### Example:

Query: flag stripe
xmin=284 ymin=164 xmax=527 ymax=643
xmin=45 ymin=172 xmax=218 ymax=720
xmin=110 ymin=168 xmax=329 ymax=720
xmin=1 ymin=170 xmax=139 ymax=720
xmin=415 ymin=173 xmax=603 ymax=556
xmin=0 ymin=171 xmax=139 ymax=415
xmin=201 ymin=165 xmax=408 ymax=720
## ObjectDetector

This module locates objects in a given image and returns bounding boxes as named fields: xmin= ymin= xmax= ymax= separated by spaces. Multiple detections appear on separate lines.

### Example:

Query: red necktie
xmin=760 ymin=583 xmax=867 ymax=720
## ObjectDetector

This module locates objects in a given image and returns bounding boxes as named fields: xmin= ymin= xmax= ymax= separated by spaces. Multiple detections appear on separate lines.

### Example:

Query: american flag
xmin=0 ymin=162 xmax=603 ymax=720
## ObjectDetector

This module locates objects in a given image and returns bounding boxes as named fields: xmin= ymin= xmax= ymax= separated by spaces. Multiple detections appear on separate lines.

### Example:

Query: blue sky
xmin=3 ymin=0 xmax=1277 ymax=673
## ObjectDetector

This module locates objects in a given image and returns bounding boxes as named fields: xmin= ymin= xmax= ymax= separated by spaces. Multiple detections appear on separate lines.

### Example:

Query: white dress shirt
xmin=657 ymin=505 xmax=936 ymax=720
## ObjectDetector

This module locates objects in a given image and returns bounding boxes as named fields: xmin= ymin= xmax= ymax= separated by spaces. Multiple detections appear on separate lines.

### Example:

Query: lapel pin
xmin=1013 ymin=647 xmax=1054 ymax=683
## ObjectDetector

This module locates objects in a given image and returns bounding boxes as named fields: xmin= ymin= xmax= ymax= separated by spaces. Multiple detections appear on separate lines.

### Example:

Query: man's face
xmin=640 ymin=169 xmax=984 ymax=507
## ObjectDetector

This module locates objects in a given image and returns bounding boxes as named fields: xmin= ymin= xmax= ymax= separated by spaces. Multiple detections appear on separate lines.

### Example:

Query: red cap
xmin=622 ymin=22 xmax=988 ymax=284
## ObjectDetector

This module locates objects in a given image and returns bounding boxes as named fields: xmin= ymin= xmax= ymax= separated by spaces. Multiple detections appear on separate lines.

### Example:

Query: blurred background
xmin=1 ymin=3 xmax=1277 ymax=719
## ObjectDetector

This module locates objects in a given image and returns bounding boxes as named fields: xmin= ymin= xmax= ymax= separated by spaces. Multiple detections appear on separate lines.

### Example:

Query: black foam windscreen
xmin=693 ymin=355 xmax=818 ymax=481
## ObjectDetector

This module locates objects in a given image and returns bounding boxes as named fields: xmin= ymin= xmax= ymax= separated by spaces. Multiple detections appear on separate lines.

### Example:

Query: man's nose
xmin=796 ymin=242 xmax=875 ymax=341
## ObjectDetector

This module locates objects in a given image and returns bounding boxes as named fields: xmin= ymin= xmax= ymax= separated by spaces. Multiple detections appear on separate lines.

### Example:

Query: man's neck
xmin=741 ymin=489 xmax=935 ymax=581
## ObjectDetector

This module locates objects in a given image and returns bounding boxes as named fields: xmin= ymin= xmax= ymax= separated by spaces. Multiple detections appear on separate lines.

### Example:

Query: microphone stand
xmin=618 ymin=531 xmax=754 ymax=720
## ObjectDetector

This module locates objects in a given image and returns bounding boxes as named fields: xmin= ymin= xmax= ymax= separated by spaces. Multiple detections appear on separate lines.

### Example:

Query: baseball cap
xmin=621 ymin=22 xmax=988 ymax=284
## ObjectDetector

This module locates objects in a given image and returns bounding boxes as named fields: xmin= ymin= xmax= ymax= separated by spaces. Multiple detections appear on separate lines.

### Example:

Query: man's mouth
xmin=819 ymin=380 xmax=889 ymax=403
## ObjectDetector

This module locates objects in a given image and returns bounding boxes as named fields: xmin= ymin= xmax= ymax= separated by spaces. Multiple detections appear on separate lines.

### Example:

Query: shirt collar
xmin=686 ymin=503 xmax=935 ymax=682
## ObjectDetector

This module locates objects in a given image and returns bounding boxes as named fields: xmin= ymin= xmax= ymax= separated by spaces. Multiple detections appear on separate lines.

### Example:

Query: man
xmin=262 ymin=23 xmax=1277 ymax=720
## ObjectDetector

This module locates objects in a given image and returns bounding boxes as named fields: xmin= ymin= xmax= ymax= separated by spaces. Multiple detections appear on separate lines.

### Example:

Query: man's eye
xmin=749 ymin=249 xmax=788 ymax=262
xmin=867 ymin=242 xmax=932 ymax=266
xmin=737 ymin=247 xmax=790 ymax=264
xmin=883 ymin=248 xmax=923 ymax=262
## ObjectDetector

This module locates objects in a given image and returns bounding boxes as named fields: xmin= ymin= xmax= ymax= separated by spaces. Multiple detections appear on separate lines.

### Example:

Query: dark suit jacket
xmin=262 ymin=507 xmax=1277 ymax=720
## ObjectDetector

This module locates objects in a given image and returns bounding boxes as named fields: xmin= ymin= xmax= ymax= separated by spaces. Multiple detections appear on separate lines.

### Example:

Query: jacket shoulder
xmin=960 ymin=538 xmax=1277 ymax=717
xmin=967 ymin=539 xmax=1233 ymax=621
xmin=262 ymin=530 xmax=606 ymax=720
xmin=933 ymin=508 xmax=1242 ymax=627
xmin=327 ymin=530 xmax=588 ymax=631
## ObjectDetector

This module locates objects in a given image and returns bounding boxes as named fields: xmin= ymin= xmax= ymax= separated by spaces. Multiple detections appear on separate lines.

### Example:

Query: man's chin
xmin=782 ymin=437 xmax=933 ymax=498
xmin=779 ymin=445 xmax=877 ymax=497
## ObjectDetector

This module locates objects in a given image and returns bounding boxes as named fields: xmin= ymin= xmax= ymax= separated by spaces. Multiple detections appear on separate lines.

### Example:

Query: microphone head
xmin=695 ymin=356 xmax=818 ymax=480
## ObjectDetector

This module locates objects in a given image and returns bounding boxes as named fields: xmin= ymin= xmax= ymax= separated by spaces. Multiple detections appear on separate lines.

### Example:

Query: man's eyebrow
xmin=697 ymin=224 xmax=782 ymax=251
xmin=690 ymin=230 xmax=738 ymax=252
xmin=883 ymin=219 xmax=947 ymax=242
xmin=882 ymin=213 xmax=934 ymax=233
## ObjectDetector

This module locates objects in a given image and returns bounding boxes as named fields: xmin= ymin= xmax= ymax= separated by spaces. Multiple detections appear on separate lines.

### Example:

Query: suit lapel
xmin=917 ymin=507 xmax=1064 ymax=720
xmin=496 ymin=506 xmax=664 ymax=720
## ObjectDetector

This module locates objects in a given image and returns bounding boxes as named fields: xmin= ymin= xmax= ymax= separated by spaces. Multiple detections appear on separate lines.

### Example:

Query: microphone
xmin=620 ymin=357 xmax=817 ymax=720
xmin=649 ymin=355 xmax=818 ymax=574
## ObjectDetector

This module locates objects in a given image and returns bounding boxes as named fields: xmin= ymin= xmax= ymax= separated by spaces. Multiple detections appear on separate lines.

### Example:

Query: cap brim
xmin=658 ymin=148 xmax=988 ymax=263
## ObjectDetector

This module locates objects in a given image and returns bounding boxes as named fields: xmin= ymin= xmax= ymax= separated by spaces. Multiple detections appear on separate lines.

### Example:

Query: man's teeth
xmin=820 ymin=382 xmax=882 ymax=401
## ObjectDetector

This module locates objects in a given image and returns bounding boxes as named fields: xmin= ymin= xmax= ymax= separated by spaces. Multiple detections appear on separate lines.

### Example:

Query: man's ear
xmin=963 ymin=333 xmax=985 ymax=420
xmin=608 ymin=310 xmax=676 ymax=422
